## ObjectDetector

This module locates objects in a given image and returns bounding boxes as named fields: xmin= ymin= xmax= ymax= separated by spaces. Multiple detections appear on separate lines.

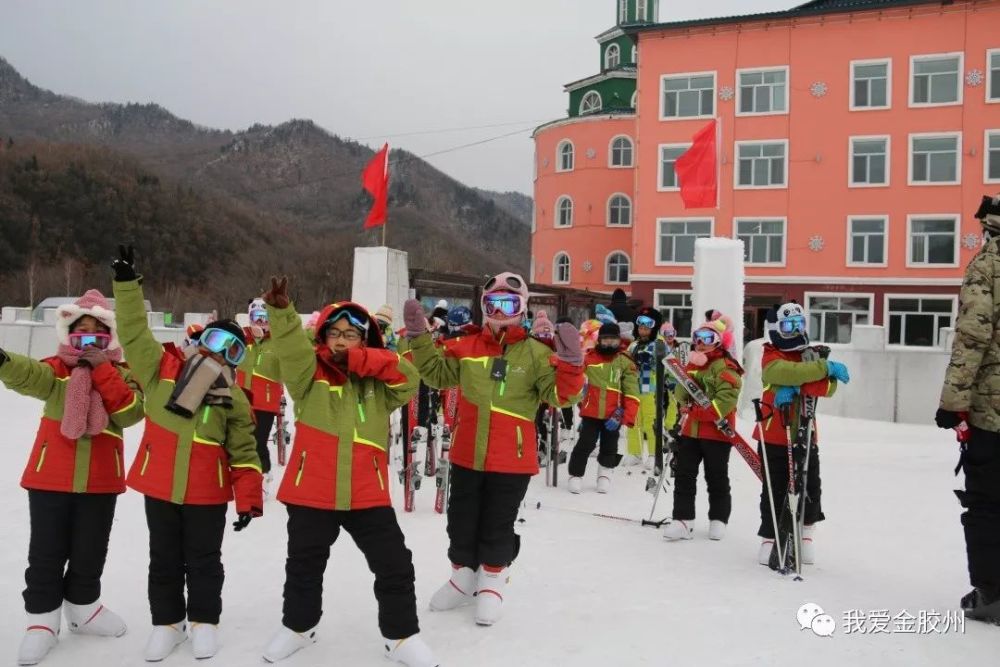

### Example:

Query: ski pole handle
xmin=752 ymin=398 xmax=765 ymax=423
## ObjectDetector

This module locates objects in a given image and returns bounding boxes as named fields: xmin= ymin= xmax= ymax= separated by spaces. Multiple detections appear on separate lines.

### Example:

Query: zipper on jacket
xmin=35 ymin=443 xmax=47 ymax=473
xmin=266 ymin=386 xmax=271 ymax=403
xmin=357 ymin=401 xmax=367 ymax=423
xmin=516 ymin=426 xmax=523 ymax=458
xmin=499 ymin=380 xmax=507 ymax=397
xmin=202 ymin=406 xmax=210 ymax=424
xmin=114 ymin=449 xmax=121 ymax=478
xmin=140 ymin=443 xmax=151 ymax=475
xmin=217 ymin=459 xmax=224 ymax=487
xmin=373 ymin=455 xmax=385 ymax=491
xmin=295 ymin=451 xmax=307 ymax=486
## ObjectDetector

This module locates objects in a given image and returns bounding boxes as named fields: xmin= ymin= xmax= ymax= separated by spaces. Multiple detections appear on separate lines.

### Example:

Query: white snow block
xmin=691 ymin=237 xmax=745 ymax=364
xmin=352 ymin=246 xmax=409 ymax=328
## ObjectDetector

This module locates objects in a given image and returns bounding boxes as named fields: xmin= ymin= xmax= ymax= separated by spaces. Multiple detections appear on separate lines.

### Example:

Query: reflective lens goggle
xmin=327 ymin=309 xmax=369 ymax=333
xmin=69 ymin=332 xmax=111 ymax=350
xmin=636 ymin=315 xmax=656 ymax=329
xmin=200 ymin=329 xmax=247 ymax=365
xmin=778 ymin=315 xmax=807 ymax=336
xmin=483 ymin=294 xmax=521 ymax=318
xmin=484 ymin=275 xmax=523 ymax=292
xmin=693 ymin=329 xmax=720 ymax=346
xmin=249 ymin=308 xmax=268 ymax=324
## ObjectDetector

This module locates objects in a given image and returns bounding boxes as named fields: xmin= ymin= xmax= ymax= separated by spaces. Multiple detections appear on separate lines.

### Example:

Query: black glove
xmin=233 ymin=509 xmax=261 ymax=532
xmin=111 ymin=244 xmax=138 ymax=282
xmin=935 ymin=408 xmax=963 ymax=430
xmin=636 ymin=350 xmax=653 ymax=365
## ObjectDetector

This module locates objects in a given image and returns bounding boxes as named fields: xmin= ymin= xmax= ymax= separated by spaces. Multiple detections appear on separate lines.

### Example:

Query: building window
xmin=909 ymin=134 xmax=960 ymax=185
xmin=806 ymin=294 xmax=873 ymax=345
xmin=987 ymin=130 xmax=1000 ymax=183
xmin=632 ymin=45 xmax=638 ymax=65
xmin=847 ymin=216 xmax=887 ymax=266
xmin=851 ymin=60 xmax=890 ymax=110
xmin=631 ymin=91 xmax=637 ymax=109
xmin=554 ymin=253 xmax=571 ymax=284
xmin=580 ymin=91 xmax=603 ymax=115
xmin=657 ymin=219 xmax=713 ymax=264
xmin=990 ymin=49 xmax=1000 ymax=102
xmin=907 ymin=216 xmax=958 ymax=266
xmin=609 ymin=136 xmax=634 ymax=167
xmin=887 ymin=296 xmax=956 ymax=347
xmin=735 ymin=140 xmax=788 ymax=189
xmin=605 ymin=43 xmax=621 ymax=70
xmin=637 ymin=0 xmax=648 ymax=21
xmin=555 ymin=196 xmax=573 ymax=228
xmin=850 ymin=136 xmax=889 ymax=186
xmin=607 ymin=194 xmax=632 ymax=226
xmin=557 ymin=140 xmax=574 ymax=172
xmin=737 ymin=67 xmax=788 ymax=115
xmin=658 ymin=144 xmax=688 ymax=190
xmin=661 ymin=72 xmax=715 ymax=119
xmin=910 ymin=53 xmax=962 ymax=106
xmin=619 ymin=0 xmax=628 ymax=23
xmin=735 ymin=218 xmax=785 ymax=265
xmin=655 ymin=291 xmax=694 ymax=338
xmin=606 ymin=252 xmax=630 ymax=284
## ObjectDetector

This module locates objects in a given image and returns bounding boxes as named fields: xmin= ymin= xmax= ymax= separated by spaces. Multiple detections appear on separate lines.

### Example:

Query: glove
xmin=553 ymin=322 xmax=583 ymax=366
xmin=636 ymin=350 xmax=653 ymax=365
xmin=403 ymin=299 xmax=429 ymax=339
xmin=232 ymin=507 xmax=262 ymax=532
xmin=111 ymin=244 xmax=138 ymax=282
xmin=826 ymin=360 xmax=850 ymax=384
xmin=773 ymin=385 xmax=799 ymax=408
xmin=935 ymin=408 xmax=964 ymax=430
xmin=263 ymin=276 xmax=290 ymax=309
xmin=78 ymin=347 xmax=109 ymax=369
xmin=605 ymin=407 xmax=624 ymax=432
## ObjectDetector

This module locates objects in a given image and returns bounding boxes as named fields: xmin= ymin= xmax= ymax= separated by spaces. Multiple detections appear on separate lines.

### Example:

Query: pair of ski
xmin=400 ymin=388 xmax=454 ymax=513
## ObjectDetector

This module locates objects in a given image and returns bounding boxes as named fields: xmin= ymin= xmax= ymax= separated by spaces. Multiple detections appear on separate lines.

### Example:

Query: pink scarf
xmin=56 ymin=344 xmax=124 ymax=440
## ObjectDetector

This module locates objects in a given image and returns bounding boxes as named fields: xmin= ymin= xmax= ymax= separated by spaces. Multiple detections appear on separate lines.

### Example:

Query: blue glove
xmin=826 ymin=360 xmax=850 ymax=384
xmin=605 ymin=407 xmax=624 ymax=432
xmin=773 ymin=385 xmax=799 ymax=408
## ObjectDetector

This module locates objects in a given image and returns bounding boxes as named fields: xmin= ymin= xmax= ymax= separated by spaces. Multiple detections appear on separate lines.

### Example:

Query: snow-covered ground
xmin=0 ymin=389 xmax=994 ymax=666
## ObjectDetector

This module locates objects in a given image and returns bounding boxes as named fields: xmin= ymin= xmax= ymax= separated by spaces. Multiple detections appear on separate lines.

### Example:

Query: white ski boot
xmin=475 ymin=566 xmax=508 ymax=626
xmin=663 ymin=520 xmax=693 ymax=541
xmin=428 ymin=564 xmax=475 ymax=611
xmin=708 ymin=520 xmax=727 ymax=541
xmin=643 ymin=455 xmax=655 ymax=471
xmin=191 ymin=622 xmax=218 ymax=659
xmin=17 ymin=609 xmax=60 ymax=666
xmin=801 ymin=524 xmax=816 ymax=564
xmin=263 ymin=625 xmax=317 ymax=663
xmin=595 ymin=466 xmax=614 ymax=494
xmin=621 ymin=454 xmax=642 ymax=467
xmin=567 ymin=476 xmax=582 ymax=494
xmin=383 ymin=633 xmax=440 ymax=666
xmin=143 ymin=622 xmax=187 ymax=662
xmin=64 ymin=600 xmax=126 ymax=637
xmin=758 ymin=539 xmax=775 ymax=565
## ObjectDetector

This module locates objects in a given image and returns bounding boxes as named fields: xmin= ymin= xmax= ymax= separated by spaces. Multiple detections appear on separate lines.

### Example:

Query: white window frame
xmin=733 ymin=217 xmax=787 ymax=267
xmin=803 ymin=292 xmax=875 ymax=345
xmin=848 ymin=135 xmax=891 ymax=188
xmin=606 ymin=193 xmax=633 ymax=227
xmin=660 ymin=71 xmax=717 ymax=121
xmin=986 ymin=129 xmax=1000 ymax=185
xmin=637 ymin=0 xmax=648 ymax=21
xmin=884 ymin=294 xmax=958 ymax=348
xmin=653 ymin=289 xmax=695 ymax=339
xmin=556 ymin=140 xmax=574 ymax=173
xmin=736 ymin=65 xmax=790 ymax=117
xmin=619 ymin=0 xmax=628 ymax=23
xmin=605 ymin=43 xmax=621 ymax=70
xmin=608 ymin=135 xmax=635 ymax=168
xmin=555 ymin=196 xmax=574 ymax=229
xmin=657 ymin=142 xmax=690 ymax=192
xmin=989 ymin=48 xmax=1000 ymax=103
xmin=655 ymin=217 xmax=714 ymax=266
xmin=905 ymin=214 xmax=960 ymax=268
xmin=553 ymin=252 xmax=571 ymax=285
xmin=907 ymin=132 xmax=962 ymax=186
xmin=734 ymin=139 xmax=789 ymax=190
xmin=632 ymin=45 xmax=638 ymax=65
xmin=579 ymin=91 xmax=603 ymax=115
xmin=605 ymin=251 xmax=631 ymax=285
xmin=630 ymin=90 xmax=638 ymax=109
xmin=846 ymin=215 xmax=889 ymax=268
xmin=849 ymin=58 xmax=892 ymax=111
xmin=909 ymin=52 xmax=964 ymax=108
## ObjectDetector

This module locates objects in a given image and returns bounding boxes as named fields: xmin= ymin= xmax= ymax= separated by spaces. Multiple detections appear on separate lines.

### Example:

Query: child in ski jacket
xmin=236 ymin=297 xmax=284 ymax=481
xmin=626 ymin=307 xmax=677 ymax=468
xmin=1 ymin=289 xmax=144 ymax=665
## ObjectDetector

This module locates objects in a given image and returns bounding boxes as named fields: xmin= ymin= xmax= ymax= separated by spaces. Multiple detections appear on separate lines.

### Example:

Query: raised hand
xmin=403 ymin=299 xmax=429 ymax=339
xmin=263 ymin=276 xmax=290 ymax=309
xmin=78 ymin=347 xmax=109 ymax=369
xmin=553 ymin=322 xmax=583 ymax=366
xmin=111 ymin=244 xmax=137 ymax=282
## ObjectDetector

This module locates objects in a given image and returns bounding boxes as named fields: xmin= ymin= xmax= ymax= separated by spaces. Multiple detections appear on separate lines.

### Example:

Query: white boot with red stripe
xmin=801 ymin=524 xmax=816 ymax=565
xmin=474 ymin=565 xmax=508 ymax=626
xmin=17 ymin=609 xmax=60 ymax=666
xmin=64 ymin=600 xmax=126 ymax=637
xmin=758 ymin=539 xmax=775 ymax=565
xmin=428 ymin=564 xmax=475 ymax=611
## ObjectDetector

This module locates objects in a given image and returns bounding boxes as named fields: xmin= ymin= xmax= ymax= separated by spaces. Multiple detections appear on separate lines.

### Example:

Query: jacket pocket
xmin=295 ymin=451 xmax=307 ymax=487
xmin=140 ymin=443 xmax=152 ymax=475
xmin=34 ymin=443 xmax=48 ymax=473
xmin=373 ymin=455 xmax=385 ymax=491
xmin=114 ymin=449 xmax=122 ymax=478
xmin=516 ymin=426 xmax=523 ymax=459
xmin=217 ymin=458 xmax=224 ymax=488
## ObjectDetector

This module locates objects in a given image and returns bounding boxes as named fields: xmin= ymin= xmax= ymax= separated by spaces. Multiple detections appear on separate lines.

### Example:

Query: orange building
xmin=532 ymin=0 xmax=1000 ymax=346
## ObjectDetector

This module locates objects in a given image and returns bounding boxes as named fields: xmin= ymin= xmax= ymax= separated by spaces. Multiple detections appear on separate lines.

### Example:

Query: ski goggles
xmin=636 ymin=315 xmax=656 ymax=329
xmin=69 ymin=332 xmax=111 ymax=350
xmin=693 ymin=329 xmax=720 ymax=346
xmin=328 ymin=309 xmax=369 ymax=333
xmin=778 ymin=315 xmax=807 ymax=336
xmin=484 ymin=274 xmax=524 ymax=292
xmin=200 ymin=328 xmax=247 ymax=366
xmin=249 ymin=308 xmax=269 ymax=324
xmin=483 ymin=294 xmax=522 ymax=318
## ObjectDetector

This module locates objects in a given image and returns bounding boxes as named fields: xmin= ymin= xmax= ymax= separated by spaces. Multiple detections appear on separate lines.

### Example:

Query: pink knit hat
xmin=692 ymin=312 xmax=735 ymax=351
xmin=530 ymin=310 xmax=554 ymax=338
xmin=55 ymin=289 xmax=120 ymax=351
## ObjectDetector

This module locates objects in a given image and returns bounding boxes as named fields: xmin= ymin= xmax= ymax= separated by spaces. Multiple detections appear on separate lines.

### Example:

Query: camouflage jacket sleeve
xmin=940 ymin=251 xmax=995 ymax=410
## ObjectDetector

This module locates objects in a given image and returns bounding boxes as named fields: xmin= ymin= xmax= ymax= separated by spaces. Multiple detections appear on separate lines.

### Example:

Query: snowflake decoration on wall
xmin=718 ymin=86 xmax=735 ymax=101
xmin=582 ymin=261 xmax=593 ymax=273
xmin=810 ymin=81 xmax=828 ymax=98
xmin=963 ymin=233 xmax=982 ymax=250
xmin=808 ymin=235 xmax=825 ymax=252
xmin=966 ymin=69 xmax=984 ymax=87
xmin=586 ymin=148 xmax=597 ymax=159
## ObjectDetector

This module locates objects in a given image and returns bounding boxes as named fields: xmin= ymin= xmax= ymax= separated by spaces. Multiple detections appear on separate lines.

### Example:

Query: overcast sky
xmin=1 ymin=0 xmax=793 ymax=194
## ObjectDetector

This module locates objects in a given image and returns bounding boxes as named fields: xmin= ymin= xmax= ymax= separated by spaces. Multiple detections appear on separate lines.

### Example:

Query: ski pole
xmin=753 ymin=398 xmax=785 ymax=569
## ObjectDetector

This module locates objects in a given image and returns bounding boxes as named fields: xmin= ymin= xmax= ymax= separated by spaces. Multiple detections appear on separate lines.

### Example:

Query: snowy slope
xmin=0 ymin=389 xmax=994 ymax=666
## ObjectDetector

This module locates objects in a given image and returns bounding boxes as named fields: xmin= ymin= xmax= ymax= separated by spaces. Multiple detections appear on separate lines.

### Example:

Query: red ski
xmin=435 ymin=388 xmax=458 ymax=514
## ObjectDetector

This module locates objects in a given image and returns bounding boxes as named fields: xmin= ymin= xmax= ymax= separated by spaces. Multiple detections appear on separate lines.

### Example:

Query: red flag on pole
xmin=674 ymin=119 xmax=718 ymax=209
xmin=362 ymin=143 xmax=390 ymax=229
